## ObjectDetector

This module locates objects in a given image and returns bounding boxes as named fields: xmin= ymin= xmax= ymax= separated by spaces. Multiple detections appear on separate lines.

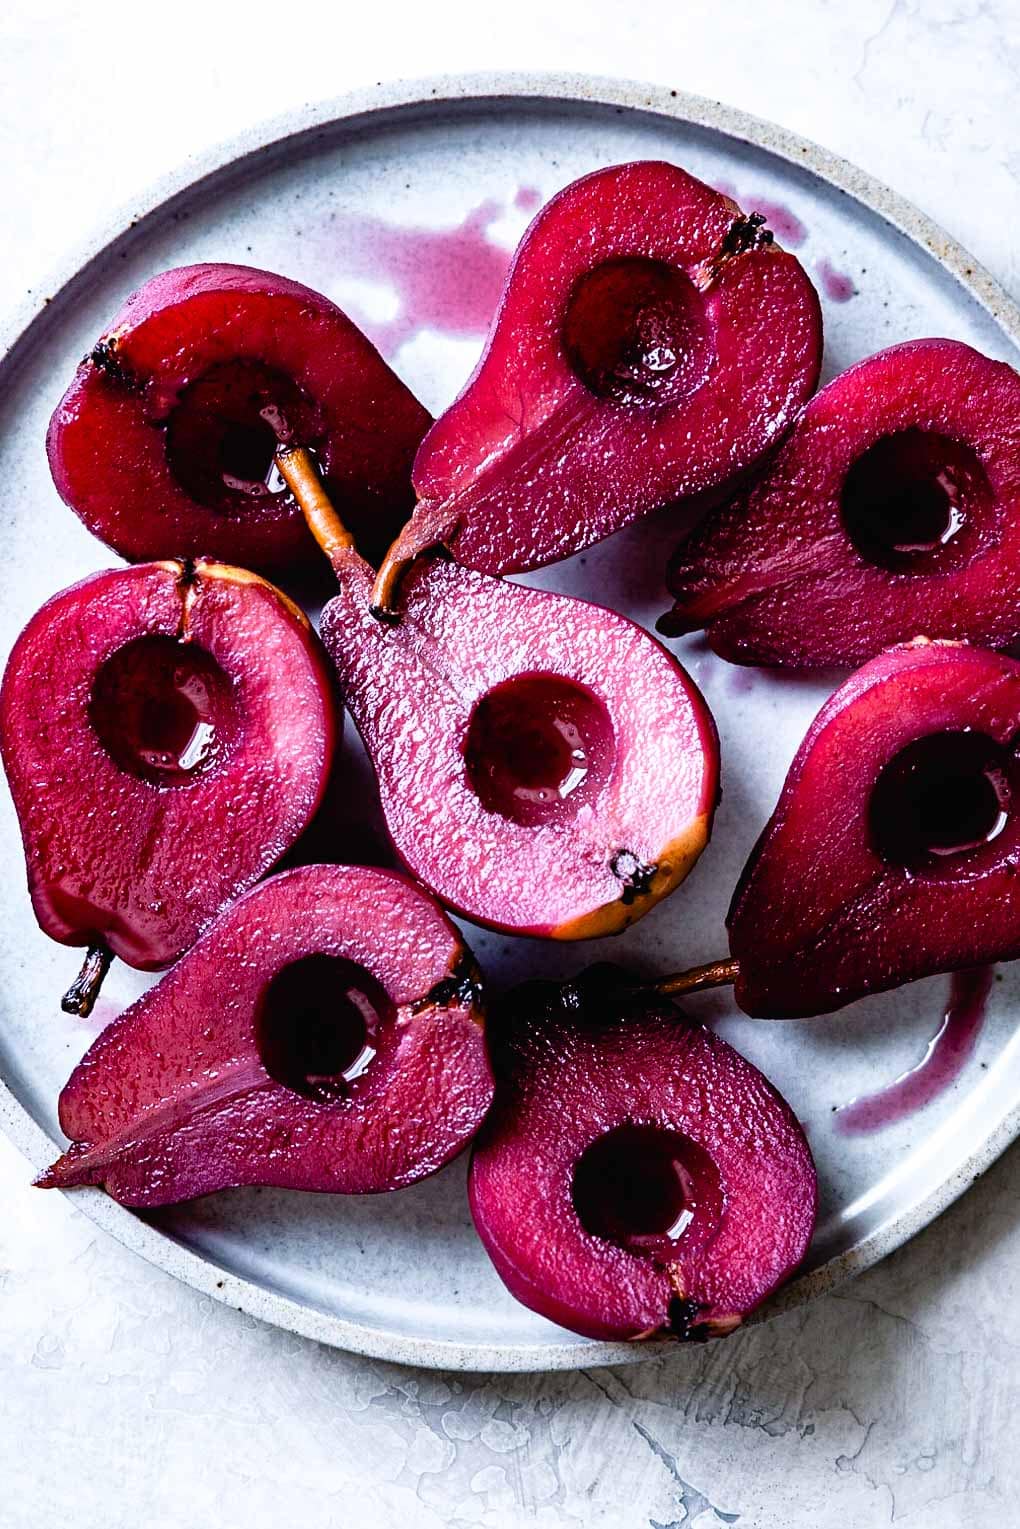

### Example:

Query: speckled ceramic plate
xmin=2 ymin=74 xmax=1020 ymax=1373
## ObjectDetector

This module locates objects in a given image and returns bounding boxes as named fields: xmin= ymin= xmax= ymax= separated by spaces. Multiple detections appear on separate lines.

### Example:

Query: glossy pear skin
xmin=48 ymin=264 xmax=431 ymax=570
xmin=319 ymin=551 xmax=719 ymax=938
xmin=40 ymin=865 xmax=492 ymax=1205
xmin=469 ymin=970 xmax=817 ymax=1342
xmin=400 ymin=161 xmax=822 ymax=575
xmin=662 ymin=340 xmax=1020 ymax=666
xmin=729 ymin=641 xmax=1020 ymax=1018
xmin=0 ymin=560 xmax=336 ymax=971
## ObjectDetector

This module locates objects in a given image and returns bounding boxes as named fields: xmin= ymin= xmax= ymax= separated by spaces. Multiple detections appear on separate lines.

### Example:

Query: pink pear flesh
xmin=319 ymin=551 xmax=719 ymax=938
xmin=402 ymin=160 xmax=822 ymax=576
xmin=662 ymin=340 xmax=1020 ymax=666
xmin=729 ymin=640 xmax=1020 ymax=1017
xmin=47 ymin=263 xmax=431 ymax=570
xmin=0 ymin=560 xmax=336 ymax=972
xmin=469 ymin=971 xmax=817 ymax=1341
xmin=40 ymin=865 xmax=492 ymax=1205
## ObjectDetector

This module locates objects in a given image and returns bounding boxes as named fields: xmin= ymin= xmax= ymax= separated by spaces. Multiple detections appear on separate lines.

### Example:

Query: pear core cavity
xmin=463 ymin=672 xmax=616 ymax=827
xmin=562 ymin=257 xmax=715 ymax=405
xmin=89 ymin=635 xmax=239 ymax=785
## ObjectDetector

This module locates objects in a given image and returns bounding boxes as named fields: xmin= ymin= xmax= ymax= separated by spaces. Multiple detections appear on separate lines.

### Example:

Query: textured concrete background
xmin=2 ymin=2 xmax=1019 ymax=1524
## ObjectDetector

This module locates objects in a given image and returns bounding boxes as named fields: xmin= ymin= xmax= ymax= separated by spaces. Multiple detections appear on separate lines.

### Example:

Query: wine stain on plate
xmin=817 ymin=258 xmax=856 ymax=302
xmin=335 ymin=187 xmax=541 ymax=357
xmin=835 ymin=966 xmax=994 ymax=1134
xmin=726 ymin=667 xmax=756 ymax=698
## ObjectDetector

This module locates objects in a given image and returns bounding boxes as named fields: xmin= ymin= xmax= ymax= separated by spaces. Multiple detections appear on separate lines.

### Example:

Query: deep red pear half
xmin=47 ymin=264 xmax=431 ymax=570
xmin=40 ymin=865 xmax=492 ymax=1205
xmin=319 ymin=551 xmax=719 ymax=938
xmin=387 ymin=161 xmax=822 ymax=577
xmin=729 ymin=640 xmax=1020 ymax=1018
xmin=662 ymin=340 xmax=1020 ymax=666
xmin=469 ymin=972 xmax=816 ymax=1342
xmin=0 ymin=560 xmax=336 ymax=971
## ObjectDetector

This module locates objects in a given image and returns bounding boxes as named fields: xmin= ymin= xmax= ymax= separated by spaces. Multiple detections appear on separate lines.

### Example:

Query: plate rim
xmin=3 ymin=70 xmax=1020 ymax=1374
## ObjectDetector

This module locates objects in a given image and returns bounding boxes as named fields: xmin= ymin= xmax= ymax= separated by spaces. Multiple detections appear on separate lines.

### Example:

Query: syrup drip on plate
xmin=835 ymin=966 xmax=994 ymax=1134
xmin=817 ymin=258 xmax=855 ymax=303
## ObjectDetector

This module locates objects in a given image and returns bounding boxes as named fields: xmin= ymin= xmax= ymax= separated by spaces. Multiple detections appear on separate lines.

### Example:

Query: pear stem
xmin=651 ymin=957 xmax=739 ymax=999
xmin=274 ymin=445 xmax=356 ymax=569
xmin=369 ymin=544 xmax=415 ymax=624
xmin=369 ymin=536 xmax=421 ymax=623
xmin=61 ymin=943 xmax=113 ymax=1018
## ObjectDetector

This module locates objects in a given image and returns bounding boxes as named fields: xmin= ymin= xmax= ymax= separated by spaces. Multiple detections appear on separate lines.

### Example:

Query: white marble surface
xmin=1 ymin=2 xmax=1018 ymax=1523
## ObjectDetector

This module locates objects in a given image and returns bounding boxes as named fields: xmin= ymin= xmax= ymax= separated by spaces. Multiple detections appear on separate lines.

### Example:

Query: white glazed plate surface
xmin=2 ymin=75 xmax=1020 ymax=1372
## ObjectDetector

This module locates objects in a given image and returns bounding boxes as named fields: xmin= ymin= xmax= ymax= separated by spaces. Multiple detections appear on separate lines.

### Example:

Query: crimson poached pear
xmin=702 ymin=641 xmax=1020 ymax=1018
xmin=40 ymin=865 xmax=492 ymax=1205
xmin=469 ymin=966 xmax=816 ymax=1342
xmin=661 ymin=340 xmax=1020 ymax=666
xmin=279 ymin=448 xmax=719 ymax=939
xmin=47 ymin=263 xmax=431 ymax=571
xmin=0 ymin=560 xmax=336 ymax=1010
xmin=371 ymin=159 xmax=822 ymax=610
